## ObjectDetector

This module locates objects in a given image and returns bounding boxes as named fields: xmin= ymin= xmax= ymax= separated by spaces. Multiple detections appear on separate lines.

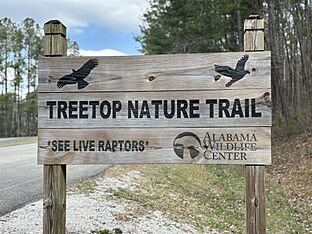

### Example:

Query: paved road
xmin=0 ymin=137 xmax=23 ymax=142
xmin=0 ymin=143 xmax=110 ymax=216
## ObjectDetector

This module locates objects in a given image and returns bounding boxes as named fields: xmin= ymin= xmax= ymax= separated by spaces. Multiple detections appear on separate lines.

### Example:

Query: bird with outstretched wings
xmin=57 ymin=58 xmax=98 ymax=89
xmin=214 ymin=54 xmax=250 ymax=87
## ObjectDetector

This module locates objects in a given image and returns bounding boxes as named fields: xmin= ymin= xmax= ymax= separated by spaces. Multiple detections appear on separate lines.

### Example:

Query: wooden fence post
xmin=43 ymin=20 xmax=67 ymax=234
xmin=244 ymin=15 xmax=266 ymax=234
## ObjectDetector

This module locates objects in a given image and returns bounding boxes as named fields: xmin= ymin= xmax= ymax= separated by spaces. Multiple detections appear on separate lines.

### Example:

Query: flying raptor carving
xmin=57 ymin=58 xmax=98 ymax=89
xmin=214 ymin=54 xmax=250 ymax=87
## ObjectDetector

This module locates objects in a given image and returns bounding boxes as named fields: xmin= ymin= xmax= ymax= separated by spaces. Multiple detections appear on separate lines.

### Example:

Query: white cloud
xmin=79 ymin=49 xmax=126 ymax=56
xmin=0 ymin=0 xmax=149 ymax=33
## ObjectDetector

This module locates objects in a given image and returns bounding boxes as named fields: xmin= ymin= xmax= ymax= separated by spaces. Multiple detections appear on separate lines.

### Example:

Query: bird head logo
xmin=214 ymin=54 xmax=250 ymax=87
xmin=173 ymin=132 xmax=204 ymax=161
xmin=57 ymin=58 xmax=98 ymax=90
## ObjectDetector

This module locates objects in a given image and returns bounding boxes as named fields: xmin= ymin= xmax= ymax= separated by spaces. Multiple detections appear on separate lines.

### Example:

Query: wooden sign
xmin=38 ymin=51 xmax=271 ymax=165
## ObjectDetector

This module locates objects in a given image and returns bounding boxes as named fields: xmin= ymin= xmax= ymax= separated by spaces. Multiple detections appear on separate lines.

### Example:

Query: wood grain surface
xmin=38 ymin=127 xmax=271 ymax=165
xmin=38 ymin=89 xmax=271 ymax=128
xmin=38 ymin=51 xmax=270 ymax=92
xmin=38 ymin=51 xmax=271 ymax=165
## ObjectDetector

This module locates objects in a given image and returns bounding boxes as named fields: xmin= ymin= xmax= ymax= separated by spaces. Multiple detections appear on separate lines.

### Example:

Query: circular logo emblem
xmin=173 ymin=132 xmax=202 ymax=160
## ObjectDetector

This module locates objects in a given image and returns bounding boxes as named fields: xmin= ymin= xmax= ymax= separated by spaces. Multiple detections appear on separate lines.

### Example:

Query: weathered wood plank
xmin=38 ymin=89 xmax=271 ymax=128
xmin=244 ymin=17 xmax=265 ymax=52
xmin=43 ymin=19 xmax=67 ymax=234
xmin=43 ymin=165 xmax=66 ymax=234
xmin=38 ymin=127 xmax=271 ymax=165
xmin=246 ymin=166 xmax=266 ymax=233
xmin=246 ymin=166 xmax=256 ymax=233
xmin=244 ymin=31 xmax=264 ymax=52
xmin=44 ymin=34 xmax=67 ymax=57
xmin=44 ymin=20 xmax=67 ymax=57
xmin=38 ymin=51 xmax=270 ymax=92
xmin=244 ymin=14 xmax=267 ymax=234
xmin=44 ymin=20 xmax=66 ymax=35
xmin=244 ymin=18 xmax=264 ymax=30
xmin=255 ymin=166 xmax=266 ymax=233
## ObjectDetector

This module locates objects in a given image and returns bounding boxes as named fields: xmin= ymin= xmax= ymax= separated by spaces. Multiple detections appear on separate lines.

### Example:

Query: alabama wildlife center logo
xmin=173 ymin=131 xmax=258 ymax=162
xmin=173 ymin=132 xmax=203 ymax=161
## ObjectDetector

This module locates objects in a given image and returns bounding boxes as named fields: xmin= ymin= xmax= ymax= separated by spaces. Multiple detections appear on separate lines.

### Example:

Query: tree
xmin=0 ymin=17 xmax=14 ymax=94
xmin=0 ymin=93 xmax=14 ymax=136
xmin=0 ymin=17 xmax=80 ymax=137
xmin=266 ymin=0 xmax=312 ymax=130
xmin=0 ymin=18 xmax=14 ymax=136
xmin=22 ymin=18 xmax=42 ymax=94
xmin=22 ymin=18 xmax=43 ymax=135
xmin=137 ymin=0 xmax=312 ymax=131
xmin=68 ymin=38 xmax=80 ymax=57
xmin=11 ymin=23 xmax=25 ymax=135
xmin=135 ymin=0 xmax=258 ymax=54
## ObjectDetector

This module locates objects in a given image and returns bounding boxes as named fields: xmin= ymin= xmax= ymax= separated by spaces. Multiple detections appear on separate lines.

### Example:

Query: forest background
xmin=0 ymin=0 xmax=311 ymax=137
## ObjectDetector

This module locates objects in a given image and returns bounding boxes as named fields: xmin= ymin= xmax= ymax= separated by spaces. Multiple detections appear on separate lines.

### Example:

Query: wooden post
xmin=43 ymin=20 xmax=67 ymax=234
xmin=244 ymin=15 xmax=266 ymax=234
xmin=43 ymin=20 xmax=67 ymax=56
xmin=244 ymin=15 xmax=264 ymax=51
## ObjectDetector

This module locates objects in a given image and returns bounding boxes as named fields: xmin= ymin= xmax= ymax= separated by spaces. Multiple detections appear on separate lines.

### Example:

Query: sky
xmin=0 ymin=0 xmax=150 ymax=55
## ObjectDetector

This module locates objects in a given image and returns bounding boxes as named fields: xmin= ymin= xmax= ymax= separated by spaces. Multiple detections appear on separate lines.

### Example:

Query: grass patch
xmin=0 ymin=136 xmax=37 ymax=147
xmin=71 ymin=180 xmax=97 ymax=195
xmin=106 ymin=164 xmax=310 ymax=233
xmin=109 ymin=165 xmax=245 ymax=232
xmin=266 ymin=179 xmax=309 ymax=234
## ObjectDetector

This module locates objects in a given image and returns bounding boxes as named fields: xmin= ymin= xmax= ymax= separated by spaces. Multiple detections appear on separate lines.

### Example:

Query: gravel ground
xmin=0 ymin=170 xmax=218 ymax=234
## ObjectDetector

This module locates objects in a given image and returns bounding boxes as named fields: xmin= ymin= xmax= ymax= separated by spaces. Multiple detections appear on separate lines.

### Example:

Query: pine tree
xmin=135 ymin=0 xmax=257 ymax=54
xmin=12 ymin=23 xmax=25 ymax=135
xmin=0 ymin=17 xmax=14 ymax=95
xmin=137 ymin=0 xmax=312 ymax=129
xmin=0 ymin=17 xmax=80 ymax=136
xmin=22 ymin=18 xmax=43 ymax=135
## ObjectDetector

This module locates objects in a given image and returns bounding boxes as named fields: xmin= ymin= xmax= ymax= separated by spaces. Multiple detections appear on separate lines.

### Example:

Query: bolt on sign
xmin=38 ymin=52 xmax=271 ymax=165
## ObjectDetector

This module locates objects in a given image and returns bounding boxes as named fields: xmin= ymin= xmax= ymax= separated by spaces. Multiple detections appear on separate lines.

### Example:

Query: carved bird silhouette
xmin=214 ymin=54 xmax=250 ymax=87
xmin=57 ymin=58 xmax=98 ymax=89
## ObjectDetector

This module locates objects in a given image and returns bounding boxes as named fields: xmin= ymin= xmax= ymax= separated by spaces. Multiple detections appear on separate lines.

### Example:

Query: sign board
xmin=38 ymin=52 xmax=271 ymax=165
